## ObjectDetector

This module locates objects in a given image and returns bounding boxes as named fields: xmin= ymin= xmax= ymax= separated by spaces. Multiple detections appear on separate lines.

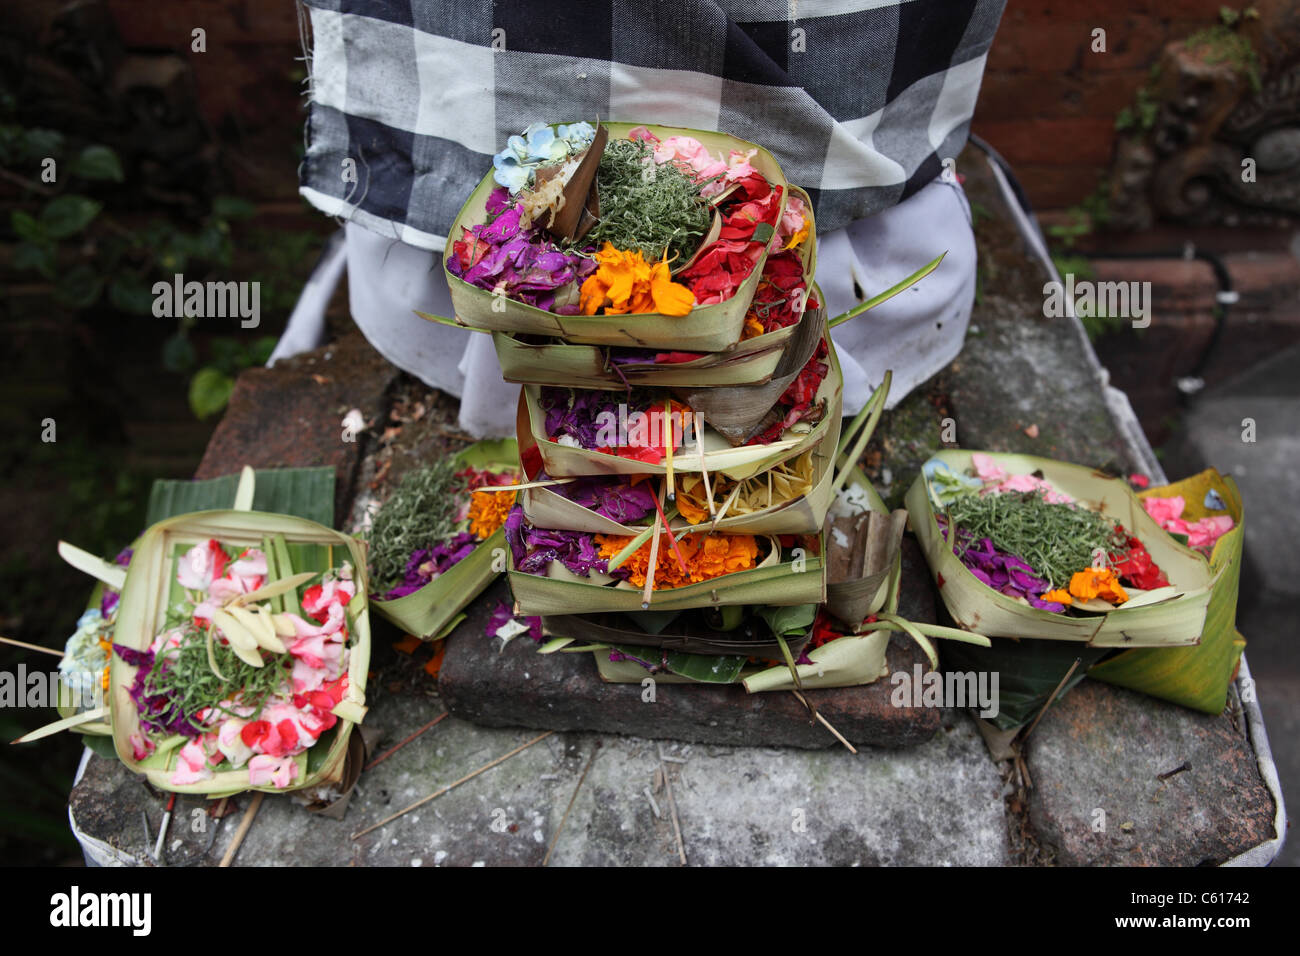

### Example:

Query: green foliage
xmin=68 ymin=145 xmax=124 ymax=182
xmin=1047 ymin=210 xmax=1092 ymax=250
xmin=1044 ymin=178 xmax=1118 ymax=341
xmin=0 ymin=123 xmax=64 ymax=164
xmin=53 ymin=264 xmax=103 ymax=309
xmin=1115 ymin=86 xmax=1160 ymax=133
xmin=2 ymin=98 xmax=322 ymax=422
xmin=1051 ymin=253 xmax=1094 ymax=282
xmin=1072 ymin=297 xmax=1131 ymax=342
xmin=1184 ymin=17 xmax=1262 ymax=92
xmin=188 ymin=367 xmax=236 ymax=420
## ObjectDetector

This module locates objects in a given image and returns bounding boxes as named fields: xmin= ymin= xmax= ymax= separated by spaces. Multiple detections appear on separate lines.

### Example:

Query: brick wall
xmin=103 ymin=0 xmax=1237 ymax=212
xmin=105 ymin=0 xmax=306 ymax=202
xmin=972 ymin=0 xmax=1241 ymax=211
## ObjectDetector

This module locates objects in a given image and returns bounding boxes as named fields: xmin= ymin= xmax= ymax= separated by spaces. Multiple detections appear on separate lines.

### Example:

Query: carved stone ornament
xmin=1107 ymin=1 xmax=1300 ymax=230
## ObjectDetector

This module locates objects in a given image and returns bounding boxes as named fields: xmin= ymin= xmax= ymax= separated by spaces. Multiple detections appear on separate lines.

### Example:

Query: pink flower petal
xmin=1144 ymin=495 xmax=1186 ymax=526
xmin=248 ymin=754 xmax=298 ymax=789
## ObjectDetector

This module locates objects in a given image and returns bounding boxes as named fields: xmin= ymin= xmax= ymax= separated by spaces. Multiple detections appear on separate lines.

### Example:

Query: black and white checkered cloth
xmin=299 ymin=0 xmax=1005 ymax=251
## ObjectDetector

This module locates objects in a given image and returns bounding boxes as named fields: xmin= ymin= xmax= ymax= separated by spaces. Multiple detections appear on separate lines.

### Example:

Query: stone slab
xmin=69 ymin=694 xmax=1009 ymax=867
xmin=1025 ymin=680 xmax=1277 ymax=866
xmin=439 ymin=541 xmax=942 ymax=749
xmin=195 ymin=328 xmax=399 ymax=523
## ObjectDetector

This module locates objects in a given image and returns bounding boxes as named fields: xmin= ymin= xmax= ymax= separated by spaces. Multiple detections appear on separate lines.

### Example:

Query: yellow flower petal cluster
xmin=467 ymin=489 xmax=515 ymax=540
xmin=594 ymin=532 xmax=759 ymax=589
xmin=579 ymin=242 xmax=694 ymax=316
xmin=1067 ymin=568 xmax=1128 ymax=604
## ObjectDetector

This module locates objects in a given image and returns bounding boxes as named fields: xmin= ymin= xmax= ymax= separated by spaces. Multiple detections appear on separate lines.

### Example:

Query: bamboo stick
xmin=218 ymin=791 xmax=264 ymax=867
xmin=657 ymin=743 xmax=687 ymax=866
xmin=351 ymin=731 xmax=554 ymax=839
xmin=663 ymin=401 xmax=676 ymax=501
xmin=642 ymin=508 xmax=663 ymax=609
xmin=695 ymin=415 xmax=715 ymax=518
xmin=543 ymin=744 xmax=599 ymax=866
xmin=0 ymin=636 xmax=64 ymax=657
xmin=1021 ymin=658 xmax=1082 ymax=742
xmin=791 ymin=690 xmax=857 ymax=754
xmin=471 ymin=478 xmax=575 ymax=492
xmin=363 ymin=712 xmax=448 ymax=771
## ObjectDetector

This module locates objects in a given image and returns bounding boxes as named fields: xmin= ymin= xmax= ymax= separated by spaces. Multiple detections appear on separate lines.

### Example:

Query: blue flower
xmin=555 ymin=122 xmax=596 ymax=150
xmin=492 ymin=151 xmax=533 ymax=193
xmin=522 ymin=124 xmax=560 ymax=162
xmin=492 ymin=123 xmax=597 ymax=194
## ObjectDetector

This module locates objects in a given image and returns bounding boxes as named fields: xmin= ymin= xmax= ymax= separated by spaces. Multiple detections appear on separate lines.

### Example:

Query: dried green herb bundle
xmin=946 ymin=491 xmax=1129 ymax=588
xmin=367 ymin=459 xmax=462 ymax=591
xmin=582 ymin=138 xmax=711 ymax=264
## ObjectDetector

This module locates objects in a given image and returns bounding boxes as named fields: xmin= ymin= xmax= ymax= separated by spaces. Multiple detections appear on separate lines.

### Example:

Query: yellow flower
xmin=647 ymin=258 xmax=695 ymax=315
xmin=580 ymin=243 xmax=693 ymax=317
xmin=740 ymin=315 xmax=765 ymax=340
xmin=594 ymin=531 xmax=758 ymax=589
xmin=468 ymin=489 xmax=515 ymax=539
xmin=1067 ymin=568 xmax=1128 ymax=604
xmin=673 ymin=479 xmax=710 ymax=524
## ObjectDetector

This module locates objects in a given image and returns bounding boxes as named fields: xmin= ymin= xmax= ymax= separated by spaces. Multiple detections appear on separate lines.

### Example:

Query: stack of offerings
xmin=429 ymin=121 xmax=983 ymax=695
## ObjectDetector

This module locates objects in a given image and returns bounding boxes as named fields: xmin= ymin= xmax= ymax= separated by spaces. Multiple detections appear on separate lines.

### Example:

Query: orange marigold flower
xmin=594 ymin=531 xmax=758 ymax=589
xmin=467 ymin=489 xmax=515 ymax=539
xmin=740 ymin=315 xmax=765 ymax=340
xmin=674 ymin=489 xmax=709 ymax=524
xmin=1067 ymin=568 xmax=1128 ymax=604
xmin=1039 ymin=588 xmax=1073 ymax=605
xmin=580 ymin=242 xmax=694 ymax=317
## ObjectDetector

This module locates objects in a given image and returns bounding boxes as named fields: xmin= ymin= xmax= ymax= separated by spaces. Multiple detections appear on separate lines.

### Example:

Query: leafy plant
xmin=1183 ymin=18 xmax=1262 ymax=92
xmin=186 ymin=336 xmax=277 ymax=420
xmin=1115 ymin=85 xmax=1160 ymax=133
xmin=3 ymin=113 xmax=322 ymax=420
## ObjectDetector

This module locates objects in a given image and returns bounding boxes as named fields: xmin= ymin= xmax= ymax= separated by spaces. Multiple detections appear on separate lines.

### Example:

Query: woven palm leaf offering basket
xmin=505 ymin=330 xmax=846 ymax=616
xmin=45 ymin=467 xmax=342 ymax=747
xmin=517 ymin=315 xmax=842 ymax=536
xmin=518 ymin=326 xmax=842 ymax=482
xmin=425 ymin=121 xmax=790 ymax=351
xmin=1088 ymin=468 xmax=1245 ymax=714
xmin=906 ymin=450 xmax=1231 ymax=647
xmin=489 ymin=184 xmax=820 ymax=390
xmin=532 ymin=475 xmax=987 ymax=695
xmin=367 ymin=439 xmax=520 ymax=642
xmin=24 ymin=468 xmax=371 ymax=798
xmin=518 ymin=413 xmax=840 ymax=537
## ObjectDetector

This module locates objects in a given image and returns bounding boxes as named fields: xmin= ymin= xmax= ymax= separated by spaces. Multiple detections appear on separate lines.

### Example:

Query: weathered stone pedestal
xmin=439 ymin=541 xmax=942 ymax=749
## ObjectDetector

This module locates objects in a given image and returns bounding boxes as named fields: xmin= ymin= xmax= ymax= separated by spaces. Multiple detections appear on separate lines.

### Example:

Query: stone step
xmin=439 ymin=542 xmax=943 ymax=750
